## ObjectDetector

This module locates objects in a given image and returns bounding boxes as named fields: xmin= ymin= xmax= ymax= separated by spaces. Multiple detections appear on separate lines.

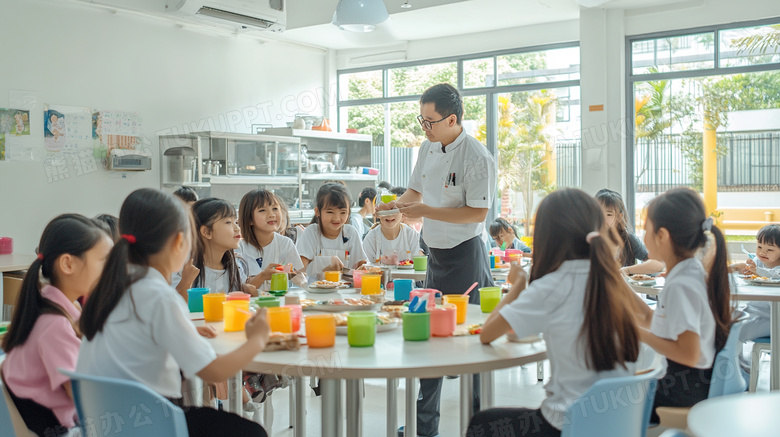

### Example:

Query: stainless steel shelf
xmin=208 ymin=175 xmax=299 ymax=185
xmin=301 ymin=173 xmax=378 ymax=181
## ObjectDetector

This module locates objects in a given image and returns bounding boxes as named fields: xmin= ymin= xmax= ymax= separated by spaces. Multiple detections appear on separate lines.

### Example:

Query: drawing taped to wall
xmin=43 ymin=108 xmax=66 ymax=152
xmin=0 ymin=108 xmax=31 ymax=160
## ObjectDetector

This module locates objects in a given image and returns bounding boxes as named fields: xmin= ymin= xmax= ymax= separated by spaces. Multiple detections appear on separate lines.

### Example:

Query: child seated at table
xmin=237 ymin=189 xmax=303 ymax=292
xmin=2 ymin=215 xmax=113 ymax=437
xmin=363 ymin=208 xmax=421 ymax=265
xmin=489 ymin=217 xmax=531 ymax=253
xmin=77 ymin=188 xmax=270 ymax=437
xmin=631 ymin=188 xmax=732 ymax=423
xmin=472 ymin=188 xmax=640 ymax=436
xmin=730 ymin=224 xmax=780 ymax=343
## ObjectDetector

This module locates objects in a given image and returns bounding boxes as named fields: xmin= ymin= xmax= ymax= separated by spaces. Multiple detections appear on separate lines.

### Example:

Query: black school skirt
xmin=650 ymin=359 xmax=713 ymax=423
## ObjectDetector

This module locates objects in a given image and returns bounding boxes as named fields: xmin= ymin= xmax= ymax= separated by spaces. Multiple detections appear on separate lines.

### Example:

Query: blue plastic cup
xmin=187 ymin=288 xmax=210 ymax=312
xmin=490 ymin=256 xmax=496 ymax=269
xmin=393 ymin=279 xmax=413 ymax=301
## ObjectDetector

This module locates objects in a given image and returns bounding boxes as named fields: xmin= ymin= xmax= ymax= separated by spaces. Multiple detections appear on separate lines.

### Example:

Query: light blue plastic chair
xmin=560 ymin=366 xmax=663 ymax=437
xmin=749 ymin=335 xmax=770 ymax=392
xmin=707 ymin=318 xmax=748 ymax=397
xmin=0 ymin=377 xmax=16 ymax=437
xmin=60 ymin=369 xmax=189 ymax=437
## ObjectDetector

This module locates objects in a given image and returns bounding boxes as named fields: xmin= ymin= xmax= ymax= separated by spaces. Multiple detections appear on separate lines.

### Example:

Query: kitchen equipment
xmin=164 ymin=147 xmax=196 ymax=182
xmin=202 ymin=160 xmax=213 ymax=175
xmin=211 ymin=161 xmax=222 ymax=175
xmin=227 ymin=162 xmax=238 ymax=175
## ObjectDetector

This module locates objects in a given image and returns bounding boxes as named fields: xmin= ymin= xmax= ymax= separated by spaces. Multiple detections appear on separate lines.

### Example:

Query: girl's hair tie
xmin=121 ymin=234 xmax=137 ymax=244
xmin=585 ymin=231 xmax=600 ymax=244
xmin=36 ymin=253 xmax=44 ymax=261
xmin=701 ymin=217 xmax=713 ymax=232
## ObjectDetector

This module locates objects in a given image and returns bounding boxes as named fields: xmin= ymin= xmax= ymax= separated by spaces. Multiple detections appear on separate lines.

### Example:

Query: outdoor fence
xmin=371 ymin=145 xmax=414 ymax=188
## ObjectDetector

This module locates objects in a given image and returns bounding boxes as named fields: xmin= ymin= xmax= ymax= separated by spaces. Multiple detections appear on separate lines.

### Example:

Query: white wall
xmin=0 ymin=0 xmax=326 ymax=253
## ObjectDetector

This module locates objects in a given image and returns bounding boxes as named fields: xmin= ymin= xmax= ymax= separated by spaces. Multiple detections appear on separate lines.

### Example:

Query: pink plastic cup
xmin=430 ymin=305 xmax=457 ymax=337
xmin=226 ymin=291 xmax=251 ymax=302
xmin=410 ymin=289 xmax=438 ymax=310
xmin=352 ymin=270 xmax=364 ymax=288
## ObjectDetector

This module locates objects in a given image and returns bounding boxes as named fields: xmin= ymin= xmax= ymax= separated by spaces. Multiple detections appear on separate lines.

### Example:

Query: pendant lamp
xmin=332 ymin=0 xmax=389 ymax=33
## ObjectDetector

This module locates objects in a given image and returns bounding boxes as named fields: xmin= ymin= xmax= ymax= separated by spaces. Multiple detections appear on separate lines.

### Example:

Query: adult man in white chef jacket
xmin=380 ymin=83 xmax=497 ymax=437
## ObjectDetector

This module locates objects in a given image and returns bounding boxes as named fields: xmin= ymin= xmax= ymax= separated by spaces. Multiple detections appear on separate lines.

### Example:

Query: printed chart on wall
xmin=0 ymin=108 xmax=31 ymax=161
xmin=94 ymin=110 xmax=143 ymax=158
xmin=43 ymin=105 xmax=96 ymax=154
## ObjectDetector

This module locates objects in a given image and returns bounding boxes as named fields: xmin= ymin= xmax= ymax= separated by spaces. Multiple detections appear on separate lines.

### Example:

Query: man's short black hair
xmin=420 ymin=83 xmax=462 ymax=125
xmin=389 ymin=186 xmax=406 ymax=196
xmin=377 ymin=180 xmax=392 ymax=190
xmin=173 ymin=186 xmax=198 ymax=203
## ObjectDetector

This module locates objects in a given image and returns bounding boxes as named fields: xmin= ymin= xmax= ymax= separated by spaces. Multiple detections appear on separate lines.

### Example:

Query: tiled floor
xmin=261 ymin=353 xmax=772 ymax=437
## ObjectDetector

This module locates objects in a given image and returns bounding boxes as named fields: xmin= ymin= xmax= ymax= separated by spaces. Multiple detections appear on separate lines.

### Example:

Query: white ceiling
xmin=71 ymin=0 xmax=694 ymax=51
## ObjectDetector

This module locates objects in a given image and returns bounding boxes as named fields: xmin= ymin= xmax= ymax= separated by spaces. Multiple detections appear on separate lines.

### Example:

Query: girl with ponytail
xmin=2 ymin=214 xmax=113 ymax=436
xmin=77 ymin=188 xmax=270 ymax=437
xmin=470 ymin=188 xmax=640 ymax=436
xmin=632 ymin=187 xmax=732 ymax=422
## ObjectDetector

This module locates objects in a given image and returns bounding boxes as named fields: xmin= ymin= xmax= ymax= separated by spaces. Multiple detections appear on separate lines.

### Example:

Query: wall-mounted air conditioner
xmin=165 ymin=0 xmax=286 ymax=32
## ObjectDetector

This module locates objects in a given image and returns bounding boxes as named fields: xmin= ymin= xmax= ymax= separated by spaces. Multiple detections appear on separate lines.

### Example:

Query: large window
xmin=337 ymin=44 xmax=581 ymax=228
xmin=627 ymin=19 xmax=780 ymax=236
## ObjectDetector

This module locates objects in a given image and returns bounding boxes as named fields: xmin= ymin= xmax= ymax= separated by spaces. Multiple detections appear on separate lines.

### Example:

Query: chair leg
xmin=750 ymin=343 xmax=771 ymax=392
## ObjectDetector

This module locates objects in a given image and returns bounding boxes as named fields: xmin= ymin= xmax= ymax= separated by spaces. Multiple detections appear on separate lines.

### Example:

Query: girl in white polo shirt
xmin=471 ymin=188 xmax=640 ymax=436
xmin=362 ymin=209 xmax=421 ymax=265
xmin=632 ymin=187 xmax=732 ymax=423
xmin=78 ymin=188 xmax=270 ymax=437
xmin=238 ymin=190 xmax=304 ymax=291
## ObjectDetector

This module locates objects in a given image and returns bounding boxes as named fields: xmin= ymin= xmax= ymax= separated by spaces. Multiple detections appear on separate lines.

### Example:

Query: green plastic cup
xmin=347 ymin=312 xmax=376 ymax=347
xmin=402 ymin=312 xmax=431 ymax=341
xmin=255 ymin=296 xmax=281 ymax=308
xmin=270 ymin=272 xmax=288 ymax=292
xmin=479 ymin=287 xmax=502 ymax=313
xmin=413 ymin=256 xmax=428 ymax=272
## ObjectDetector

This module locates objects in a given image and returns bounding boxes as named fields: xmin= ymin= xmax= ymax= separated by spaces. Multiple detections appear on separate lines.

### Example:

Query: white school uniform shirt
xmin=363 ymin=224 xmax=421 ymax=263
xmin=407 ymin=129 xmax=497 ymax=249
xmin=739 ymin=258 xmax=780 ymax=341
xmin=77 ymin=266 xmax=217 ymax=398
xmin=171 ymin=262 xmax=248 ymax=294
xmin=237 ymin=234 xmax=304 ymax=291
xmin=650 ymin=257 xmax=716 ymax=369
xmin=499 ymin=260 xmax=637 ymax=430
xmin=296 ymin=223 xmax=367 ymax=277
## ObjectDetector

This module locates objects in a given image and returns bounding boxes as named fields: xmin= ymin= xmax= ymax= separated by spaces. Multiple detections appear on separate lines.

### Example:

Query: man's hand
xmin=398 ymin=202 xmax=429 ymax=219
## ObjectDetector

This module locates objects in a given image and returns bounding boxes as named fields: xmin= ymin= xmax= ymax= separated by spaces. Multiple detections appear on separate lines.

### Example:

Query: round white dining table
xmin=194 ymin=287 xmax=546 ymax=437
xmin=688 ymin=392 xmax=780 ymax=437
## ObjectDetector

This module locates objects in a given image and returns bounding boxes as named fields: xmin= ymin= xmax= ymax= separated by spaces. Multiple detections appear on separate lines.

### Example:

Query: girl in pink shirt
xmin=1 ymin=214 xmax=113 ymax=436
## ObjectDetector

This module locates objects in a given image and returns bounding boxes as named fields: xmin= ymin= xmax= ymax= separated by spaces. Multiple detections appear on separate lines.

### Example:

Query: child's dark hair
xmin=173 ymin=186 xmax=198 ymax=203
xmin=81 ymin=189 xmax=191 ymax=340
xmin=359 ymin=187 xmax=377 ymax=207
xmin=377 ymin=181 xmax=392 ymax=190
xmin=239 ymin=189 xmax=279 ymax=251
xmin=389 ymin=186 xmax=407 ymax=196
xmin=192 ymin=198 xmax=243 ymax=292
xmin=2 ymin=214 xmax=106 ymax=352
xmin=489 ymin=218 xmax=518 ymax=240
xmin=310 ymin=183 xmax=352 ymax=227
xmin=646 ymin=187 xmax=732 ymax=352
xmin=420 ymin=83 xmax=463 ymax=124
xmin=94 ymin=213 xmax=120 ymax=242
xmin=757 ymin=224 xmax=780 ymax=248
xmin=531 ymin=188 xmax=639 ymax=371
xmin=595 ymin=188 xmax=638 ymax=266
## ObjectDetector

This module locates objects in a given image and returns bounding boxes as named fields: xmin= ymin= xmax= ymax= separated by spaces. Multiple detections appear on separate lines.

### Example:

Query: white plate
xmin=310 ymin=282 xmax=349 ymax=289
xmin=745 ymin=279 xmax=780 ymax=287
xmin=306 ymin=287 xmax=360 ymax=295
xmin=335 ymin=320 xmax=400 ymax=335
xmin=396 ymin=264 xmax=415 ymax=270
xmin=376 ymin=208 xmax=401 ymax=217
xmin=629 ymin=279 xmax=657 ymax=286
xmin=491 ymin=267 xmax=510 ymax=273
xmin=303 ymin=302 xmax=384 ymax=312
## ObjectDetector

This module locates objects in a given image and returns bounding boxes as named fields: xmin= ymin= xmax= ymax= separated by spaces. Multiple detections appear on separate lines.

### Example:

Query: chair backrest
xmin=708 ymin=318 xmax=748 ymax=398
xmin=60 ymin=369 xmax=188 ymax=437
xmin=561 ymin=367 xmax=663 ymax=437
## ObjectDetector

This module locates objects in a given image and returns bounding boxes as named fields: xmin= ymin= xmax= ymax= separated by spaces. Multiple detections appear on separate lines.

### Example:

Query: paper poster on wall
xmin=42 ymin=105 xmax=96 ymax=155
xmin=0 ymin=108 xmax=30 ymax=160
xmin=93 ymin=110 xmax=143 ymax=158
xmin=7 ymin=90 xmax=40 ymax=161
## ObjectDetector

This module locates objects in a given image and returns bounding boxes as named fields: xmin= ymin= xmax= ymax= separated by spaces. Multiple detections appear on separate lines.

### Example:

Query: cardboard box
xmin=3 ymin=272 xmax=24 ymax=308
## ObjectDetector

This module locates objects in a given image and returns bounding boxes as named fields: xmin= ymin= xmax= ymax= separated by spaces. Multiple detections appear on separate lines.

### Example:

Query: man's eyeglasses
xmin=417 ymin=114 xmax=451 ymax=130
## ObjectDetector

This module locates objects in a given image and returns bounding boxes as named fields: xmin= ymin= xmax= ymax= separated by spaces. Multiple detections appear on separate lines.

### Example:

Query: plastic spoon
xmin=462 ymin=282 xmax=479 ymax=297
xmin=500 ymin=241 xmax=507 ymax=250
xmin=741 ymin=245 xmax=756 ymax=260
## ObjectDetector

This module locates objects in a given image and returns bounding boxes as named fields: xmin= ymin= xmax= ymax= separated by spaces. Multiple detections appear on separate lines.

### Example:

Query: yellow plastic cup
xmin=443 ymin=295 xmax=469 ymax=324
xmin=305 ymin=314 xmax=336 ymax=348
xmin=360 ymin=274 xmax=382 ymax=295
xmin=223 ymin=300 xmax=251 ymax=332
xmin=267 ymin=306 xmax=293 ymax=333
xmin=324 ymin=271 xmax=342 ymax=283
xmin=202 ymin=293 xmax=226 ymax=322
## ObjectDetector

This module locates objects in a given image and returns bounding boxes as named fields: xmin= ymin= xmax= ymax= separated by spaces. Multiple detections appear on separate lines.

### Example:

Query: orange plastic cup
xmin=305 ymin=314 xmax=336 ymax=348
xmin=361 ymin=274 xmax=382 ymax=295
xmin=324 ymin=271 xmax=342 ymax=283
xmin=202 ymin=293 xmax=226 ymax=322
xmin=267 ymin=307 xmax=293 ymax=333
xmin=223 ymin=300 xmax=251 ymax=332
xmin=443 ymin=295 xmax=468 ymax=324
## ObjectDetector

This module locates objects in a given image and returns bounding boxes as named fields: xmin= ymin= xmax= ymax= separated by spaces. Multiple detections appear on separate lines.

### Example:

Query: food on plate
xmin=467 ymin=324 xmax=483 ymax=335
xmin=333 ymin=312 xmax=392 ymax=327
xmin=629 ymin=274 xmax=654 ymax=281
xmin=264 ymin=332 xmax=300 ymax=351
xmin=382 ymin=305 xmax=407 ymax=319
xmin=331 ymin=298 xmax=376 ymax=306
xmin=334 ymin=313 xmax=349 ymax=326
xmin=376 ymin=314 xmax=393 ymax=325
xmin=398 ymin=259 xmax=413 ymax=266
xmin=313 ymin=280 xmax=341 ymax=288
xmin=300 ymin=299 xmax=317 ymax=308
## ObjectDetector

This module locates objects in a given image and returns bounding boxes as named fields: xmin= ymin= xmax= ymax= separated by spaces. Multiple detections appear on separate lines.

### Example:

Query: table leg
xmin=181 ymin=376 xmax=204 ymax=407
xmin=460 ymin=373 xmax=474 ymax=436
xmin=387 ymin=378 xmax=398 ymax=437
xmin=225 ymin=371 xmax=243 ymax=414
xmin=479 ymin=372 xmax=493 ymax=411
xmin=293 ymin=377 xmax=306 ymax=434
xmin=321 ymin=379 xmax=343 ymax=437
xmin=264 ymin=392 xmax=274 ymax=434
xmin=404 ymin=377 xmax=417 ymax=437
xmin=772 ymin=302 xmax=780 ymax=391
xmin=346 ymin=379 xmax=363 ymax=437
xmin=537 ymin=360 xmax=545 ymax=381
